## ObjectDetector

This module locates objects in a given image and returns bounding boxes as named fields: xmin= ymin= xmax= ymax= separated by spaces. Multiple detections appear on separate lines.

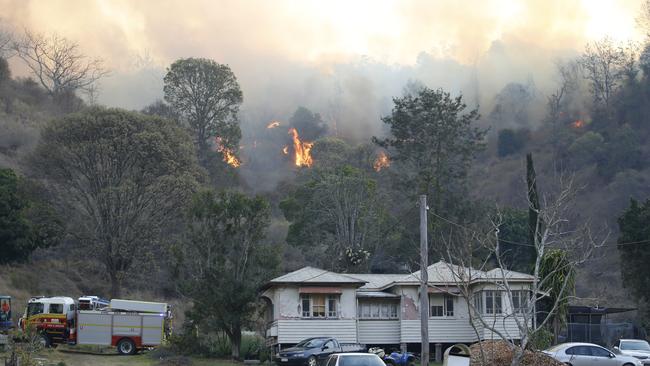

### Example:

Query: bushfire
xmin=215 ymin=137 xmax=241 ymax=168
xmin=267 ymin=121 xmax=281 ymax=129
xmin=373 ymin=151 xmax=390 ymax=172
xmin=288 ymin=128 xmax=314 ymax=167
xmin=572 ymin=120 xmax=585 ymax=128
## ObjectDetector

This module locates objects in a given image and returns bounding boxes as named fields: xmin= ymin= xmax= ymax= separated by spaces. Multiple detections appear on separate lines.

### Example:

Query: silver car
xmin=323 ymin=353 xmax=386 ymax=366
xmin=543 ymin=342 xmax=642 ymax=366
xmin=613 ymin=339 xmax=650 ymax=365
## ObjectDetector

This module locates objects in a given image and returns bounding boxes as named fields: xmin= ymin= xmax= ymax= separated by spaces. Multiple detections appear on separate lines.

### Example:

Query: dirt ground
xmin=0 ymin=347 xmax=241 ymax=366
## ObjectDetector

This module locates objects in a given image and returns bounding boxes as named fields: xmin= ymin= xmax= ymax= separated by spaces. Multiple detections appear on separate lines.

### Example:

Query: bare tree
xmin=435 ymin=176 xmax=605 ymax=366
xmin=13 ymin=30 xmax=108 ymax=97
xmin=580 ymin=38 xmax=637 ymax=112
xmin=0 ymin=26 xmax=13 ymax=58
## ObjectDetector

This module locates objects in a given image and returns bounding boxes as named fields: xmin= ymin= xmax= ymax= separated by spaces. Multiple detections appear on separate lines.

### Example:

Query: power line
xmin=427 ymin=210 xmax=650 ymax=248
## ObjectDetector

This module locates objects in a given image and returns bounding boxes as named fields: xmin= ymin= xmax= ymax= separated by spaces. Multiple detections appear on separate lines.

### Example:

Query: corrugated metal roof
xmin=269 ymin=266 xmax=367 ymax=284
xmin=346 ymin=274 xmax=406 ymax=290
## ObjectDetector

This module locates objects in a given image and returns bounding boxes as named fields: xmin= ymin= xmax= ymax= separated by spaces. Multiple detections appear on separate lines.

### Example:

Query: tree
xmin=163 ymin=58 xmax=243 ymax=154
xmin=580 ymin=38 xmax=637 ymax=113
xmin=497 ymin=128 xmax=529 ymax=157
xmin=0 ymin=169 xmax=61 ymax=264
xmin=175 ymin=190 xmax=278 ymax=359
xmin=13 ymin=30 xmax=108 ymax=99
xmin=539 ymin=249 xmax=575 ymax=345
xmin=289 ymin=106 xmax=328 ymax=141
xmin=281 ymin=165 xmax=385 ymax=272
xmin=617 ymin=198 xmax=650 ymax=327
xmin=374 ymin=87 xmax=487 ymax=263
xmin=31 ymin=107 xmax=200 ymax=297
xmin=440 ymin=176 xmax=600 ymax=366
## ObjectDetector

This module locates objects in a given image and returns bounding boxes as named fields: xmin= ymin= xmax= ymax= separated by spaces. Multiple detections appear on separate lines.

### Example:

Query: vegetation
xmin=617 ymin=199 xmax=650 ymax=327
xmin=31 ymin=107 xmax=200 ymax=297
xmin=173 ymin=190 xmax=278 ymax=359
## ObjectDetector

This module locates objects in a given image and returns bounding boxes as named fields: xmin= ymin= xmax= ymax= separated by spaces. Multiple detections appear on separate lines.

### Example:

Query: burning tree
xmin=164 ymin=58 xmax=243 ymax=156
xmin=435 ymin=173 xmax=602 ymax=366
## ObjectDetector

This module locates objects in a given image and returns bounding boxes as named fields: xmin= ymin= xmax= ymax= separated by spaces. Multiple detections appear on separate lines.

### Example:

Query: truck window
xmin=27 ymin=303 xmax=44 ymax=317
xmin=48 ymin=304 xmax=64 ymax=314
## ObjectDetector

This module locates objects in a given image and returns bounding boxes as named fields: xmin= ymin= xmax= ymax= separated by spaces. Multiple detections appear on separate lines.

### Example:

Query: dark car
xmin=276 ymin=337 xmax=365 ymax=366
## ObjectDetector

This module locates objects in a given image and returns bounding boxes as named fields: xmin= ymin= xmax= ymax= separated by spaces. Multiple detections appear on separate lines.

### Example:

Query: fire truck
xmin=20 ymin=296 xmax=172 ymax=355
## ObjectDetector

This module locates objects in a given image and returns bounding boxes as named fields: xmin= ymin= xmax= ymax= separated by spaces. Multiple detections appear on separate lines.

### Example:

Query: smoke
xmin=0 ymin=0 xmax=645 ymax=189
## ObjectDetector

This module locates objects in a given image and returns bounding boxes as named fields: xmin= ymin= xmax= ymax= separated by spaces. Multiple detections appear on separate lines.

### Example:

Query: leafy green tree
xmin=163 ymin=58 xmax=243 ymax=154
xmin=175 ymin=190 xmax=278 ymax=360
xmin=31 ymin=107 xmax=200 ymax=297
xmin=497 ymin=208 xmax=534 ymax=272
xmin=374 ymin=87 xmax=486 ymax=211
xmin=0 ymin=169 xmax=61 ymax=263
xmin=617 ymin=198 xmax=650 ymax=327
xmin=289 ymin=106 xmax=328 ymax=141
xmin=497 ymin=128 xmax=529 ymax=157
xmin=567 ymin=131 xmax=605 ymax=167
xmin=281 ymin=165 xmax=385 ymax=272
xmin=539 ymin=249 xmax=576 ymax=344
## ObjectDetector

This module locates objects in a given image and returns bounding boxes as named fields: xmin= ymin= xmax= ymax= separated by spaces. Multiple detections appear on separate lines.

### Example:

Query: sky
xmin=0 ymin=0 xmax=646 ymax=136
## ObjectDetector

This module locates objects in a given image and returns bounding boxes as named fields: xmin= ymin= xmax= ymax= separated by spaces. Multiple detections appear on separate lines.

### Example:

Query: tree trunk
xmin=109 ymin=271 xmax=122 ymax=298
xmin=230 ymin=326 xmax=242 ymax=360
xmin=553 ymin=316 xmax=560 ymax=345
xmin=510 ymin=347 xmax=525 ymax=366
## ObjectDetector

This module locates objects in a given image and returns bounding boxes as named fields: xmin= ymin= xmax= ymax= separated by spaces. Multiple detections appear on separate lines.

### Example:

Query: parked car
xmin=276 ymin=337 xmax=366 ymax=366
xmin=613 ymin=339 xmax=650 ymax=365
xmin=543 ymin=342 xmax=642 ymax=366
xmin=324 ymin=353 xmax=386 ymax=366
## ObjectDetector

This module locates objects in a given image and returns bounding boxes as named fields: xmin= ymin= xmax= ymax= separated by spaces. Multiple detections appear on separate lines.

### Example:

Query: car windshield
xmin=296 ymin=338 xmax=326 ymax=348
xmin=621 ymin=341 xmax=650 ymax=351
xmin=27 ymin=303 xmax=44 ymax=317
xmin=339 ymin=355 xmax=385 ymax=366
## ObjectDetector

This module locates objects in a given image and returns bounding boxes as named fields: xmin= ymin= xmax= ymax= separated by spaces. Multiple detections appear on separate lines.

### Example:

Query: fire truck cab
xmin=21 ymin=296 xmax=76 ymax=346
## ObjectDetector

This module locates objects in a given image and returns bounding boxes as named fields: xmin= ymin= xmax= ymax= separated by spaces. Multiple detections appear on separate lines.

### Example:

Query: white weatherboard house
xmin=260 ymin=261 xmax=535 ymax=351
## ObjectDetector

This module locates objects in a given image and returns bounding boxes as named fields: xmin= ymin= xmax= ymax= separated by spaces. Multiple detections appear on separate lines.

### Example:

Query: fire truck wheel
xmin=38 ymin=334 xmax=51 ymax=348
xmin=117 ymin=338 xmax=136 ymax=355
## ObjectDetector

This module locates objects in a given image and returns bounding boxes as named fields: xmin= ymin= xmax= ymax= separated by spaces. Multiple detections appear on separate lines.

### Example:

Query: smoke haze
xmin=1 ymin=0 xmax=645 ymax=188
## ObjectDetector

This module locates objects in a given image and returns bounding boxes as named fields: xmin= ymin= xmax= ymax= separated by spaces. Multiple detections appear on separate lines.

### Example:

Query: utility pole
xmin=419 ymin=195 xmax=429 ymax=366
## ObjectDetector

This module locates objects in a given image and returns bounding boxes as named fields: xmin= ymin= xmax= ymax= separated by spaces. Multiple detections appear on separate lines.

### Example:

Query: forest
xmin=2 ymin=3 xmax=650 ymax=361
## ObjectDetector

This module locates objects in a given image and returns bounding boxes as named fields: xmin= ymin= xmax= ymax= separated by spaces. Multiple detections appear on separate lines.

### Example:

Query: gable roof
xmin=345 ymin=273 xmax=406 ymax=291
xmin=264 ymin=262 xmax=535 ymax=292
xmin=403 ymin=261 xmax=535 ymax=284
xmin=268 ymin=266 xmax=367 ymax=285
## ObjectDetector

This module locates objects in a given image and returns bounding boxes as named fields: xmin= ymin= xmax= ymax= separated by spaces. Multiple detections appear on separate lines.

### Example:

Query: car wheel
xmin=117 ymin=338 xmax=136 ymax=355
xmin=307 ymin=356 xmax=318 ymax=366
xmin=622 ymin=364 xmax=635 ymax=366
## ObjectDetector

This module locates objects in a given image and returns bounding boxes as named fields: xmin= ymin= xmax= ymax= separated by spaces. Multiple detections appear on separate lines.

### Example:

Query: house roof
xmin=268 ymin=266 xmax=367 ymax=285
xmin=393 ymin=261 xmax=535 ymax=286
xmin=263 ymin=261 xmax=535 ymax=292
xmin=346 ymin=273 xmax=406 ymax=290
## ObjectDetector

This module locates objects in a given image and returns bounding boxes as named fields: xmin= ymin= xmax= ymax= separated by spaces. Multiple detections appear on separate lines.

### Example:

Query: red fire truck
xmin=20 ymin=296 xmax=171 ymax=355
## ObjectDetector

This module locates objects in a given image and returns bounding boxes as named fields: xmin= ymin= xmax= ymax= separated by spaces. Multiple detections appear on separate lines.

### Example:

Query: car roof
xmin=620 ymin=339 xmax=649 ymax=342
xmin=333 ymin=353 xmax=378 ymax=357
xmin=557 ymin=342 xmax=606 ymax=347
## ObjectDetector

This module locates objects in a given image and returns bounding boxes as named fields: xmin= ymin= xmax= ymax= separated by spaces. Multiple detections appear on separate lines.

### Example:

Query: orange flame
xmin=572 ymin=120 xmax=585 ymax=128
xmin=267 ymin=121 xmax=281 ymax=129
xmin=215 ymin=137 xmax=241 ymax=168
xmin=282 ymin=145 xmax=289 ymax=155
xmin=373 ymin=151 xmax=390 ymax=172
xmin=288 ymin=128 xmax=313 ymax=167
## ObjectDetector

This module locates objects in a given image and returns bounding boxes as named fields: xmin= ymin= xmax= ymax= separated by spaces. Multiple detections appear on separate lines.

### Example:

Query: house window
xmin=485 ymin=291 xmax=502 ymax=314
xmin=429 ymin=295 xmax=454 ymax=317
xmin=357 ymin=301 xmax=398 ymax=319
xmin=473 ymin=292 xmax=483 ymax=315
xmin=445 ymin=296 xmax=454 ymax=316
xmin=301 ymin=294 xmax=339 ymax=318
xmin=511 ymin=290 xmax=528 ymax=313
